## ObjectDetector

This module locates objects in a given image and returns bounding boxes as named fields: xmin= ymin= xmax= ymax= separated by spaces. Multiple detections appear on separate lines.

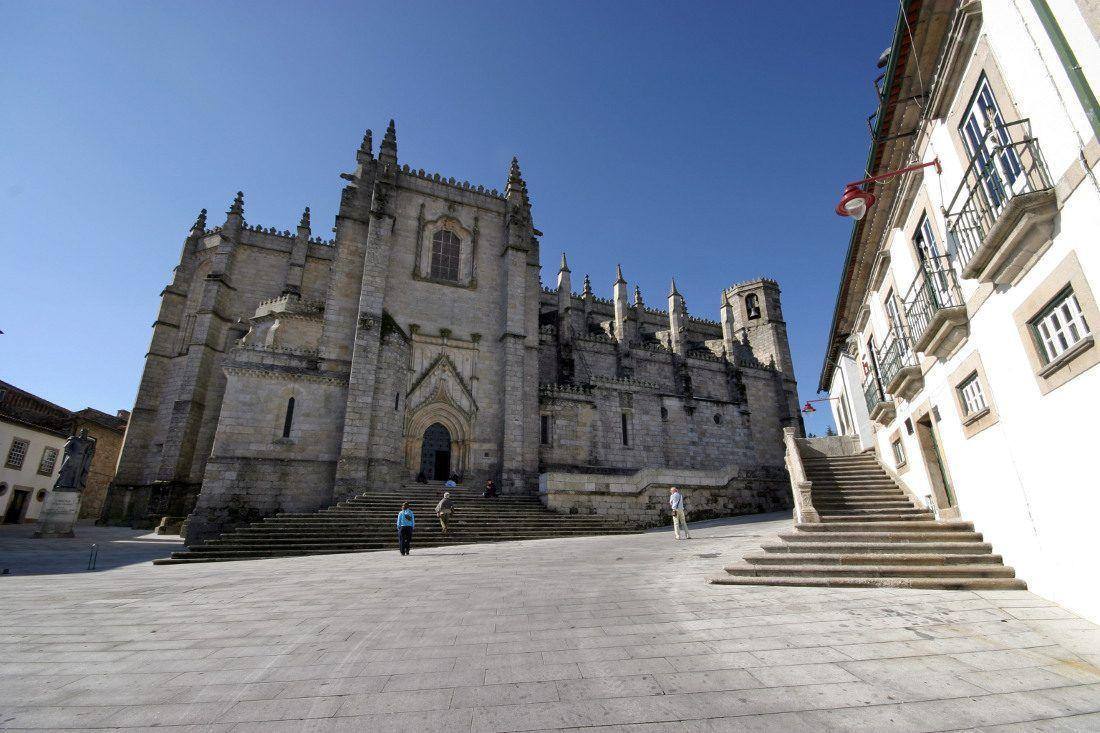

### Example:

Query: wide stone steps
xmin=710 ymin=576 xmax=1026 ymax=590
xmin=722 ymin=563 xmax=1017 ymax=579
xmin=761 ymin=541 xmax=994 ymax=554
xmin=742 ymin=552 xmax=1003 ymax=566
xmin=155 ymin=485 xmax=639 ymax=565
xmin=710 ymin=453 xmax=1024 ymax=591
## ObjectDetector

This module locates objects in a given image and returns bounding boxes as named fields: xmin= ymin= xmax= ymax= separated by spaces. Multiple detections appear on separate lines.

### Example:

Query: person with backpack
xmin=396 ymin=501 xmax=415 ymax=555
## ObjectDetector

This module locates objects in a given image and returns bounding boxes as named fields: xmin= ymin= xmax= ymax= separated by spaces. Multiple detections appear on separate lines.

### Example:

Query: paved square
xmin=2 ymin=513 xmax=1099 ymax=731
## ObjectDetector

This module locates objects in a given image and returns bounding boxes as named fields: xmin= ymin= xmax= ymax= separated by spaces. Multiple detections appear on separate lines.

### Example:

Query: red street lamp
xmin=801 ymin=397 xmax=840 ymax=414
xmin=835 ymin=159 xmax=942 ymax=220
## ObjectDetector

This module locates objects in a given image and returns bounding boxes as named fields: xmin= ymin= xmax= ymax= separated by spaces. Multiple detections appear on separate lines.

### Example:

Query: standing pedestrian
xmin=669 ymin=486 xmax=691 ymax=540
xmin=396 ymin=501 xmax=415 ymax=555
xmin=435 ymin=492 xmax=454 ymax=534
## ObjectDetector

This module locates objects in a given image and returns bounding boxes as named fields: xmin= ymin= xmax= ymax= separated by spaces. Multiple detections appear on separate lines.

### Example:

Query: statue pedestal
xmin=34 ymin=491 xmax=82 ymax=538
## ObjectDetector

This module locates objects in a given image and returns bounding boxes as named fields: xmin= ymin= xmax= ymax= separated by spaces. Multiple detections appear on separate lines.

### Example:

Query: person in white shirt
xmin=669 ymin=486 xmax=691 ymax=540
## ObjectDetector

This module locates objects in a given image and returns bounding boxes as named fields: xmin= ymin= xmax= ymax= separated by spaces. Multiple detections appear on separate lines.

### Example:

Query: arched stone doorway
xmin=419 ymin=422 xmax=452 ymax=480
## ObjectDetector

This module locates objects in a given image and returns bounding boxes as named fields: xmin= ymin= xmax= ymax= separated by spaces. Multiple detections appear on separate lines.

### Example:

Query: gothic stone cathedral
xmin=110 ymin=122 xmax=801 ymax=544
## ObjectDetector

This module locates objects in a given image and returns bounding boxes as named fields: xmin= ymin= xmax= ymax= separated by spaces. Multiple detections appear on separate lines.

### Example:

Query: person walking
xmin=396 ymin=501 xmax=415 ymax=555
xmin=435 ymin=492 xmax=455 ymax=534
xmin=670 ymin=486 xmax=691 ymax=540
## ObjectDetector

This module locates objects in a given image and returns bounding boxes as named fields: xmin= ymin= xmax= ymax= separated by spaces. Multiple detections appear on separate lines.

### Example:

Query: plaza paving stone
xmin=1 ymin=512 xmax=1099 ymax=731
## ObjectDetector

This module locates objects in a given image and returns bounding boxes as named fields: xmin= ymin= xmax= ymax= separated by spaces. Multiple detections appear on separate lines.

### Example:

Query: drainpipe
xmin=1029 ymin=0 xmax=1100 ymax=141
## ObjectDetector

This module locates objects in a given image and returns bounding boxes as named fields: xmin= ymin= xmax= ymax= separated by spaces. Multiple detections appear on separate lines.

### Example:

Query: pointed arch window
xmin=430 ymin=230 xmax=461 ymax=282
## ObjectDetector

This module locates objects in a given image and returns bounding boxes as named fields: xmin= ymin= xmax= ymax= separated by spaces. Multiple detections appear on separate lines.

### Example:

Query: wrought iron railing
xmin=904 ymin=255 xmax=965 ymax=346
xmin=945 ymin=119 xmax=1052 ymax=270
xmin=876 ymin=331 xmax=916 ymax=390
xmin=863 ymin=376 xmax=885 ymax=414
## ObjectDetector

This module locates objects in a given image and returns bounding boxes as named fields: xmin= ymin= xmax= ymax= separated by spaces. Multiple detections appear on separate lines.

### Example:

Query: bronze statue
xmin=53 ymin=429 xmax=96 ymax=493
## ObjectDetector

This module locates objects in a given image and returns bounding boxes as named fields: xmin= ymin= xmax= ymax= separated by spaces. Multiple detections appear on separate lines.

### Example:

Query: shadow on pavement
xmin=0 ymin=523 xmax=185 ymax=576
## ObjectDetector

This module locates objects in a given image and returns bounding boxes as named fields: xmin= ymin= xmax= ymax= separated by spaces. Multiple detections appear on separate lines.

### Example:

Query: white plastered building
xmin=820 ymin=0 xmax=1100 ymax=621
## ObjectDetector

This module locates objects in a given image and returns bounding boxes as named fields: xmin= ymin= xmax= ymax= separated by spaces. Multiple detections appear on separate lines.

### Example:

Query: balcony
xmin=903 ymin=255 xmax=969 ymax=360
xmin=946 ymin=119 xmax=1056 ymax=286
xmin=877 ymin=332 xmax=923 ymax=402
xmin=863 ymin=376 xmax=895 ymax=426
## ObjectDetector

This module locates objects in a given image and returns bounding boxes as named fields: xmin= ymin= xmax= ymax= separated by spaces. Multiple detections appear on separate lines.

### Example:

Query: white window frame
xmin=891 ymin=438 xmax=906 ymax=467
xmin=1030 ymin=288 xmax=1092 ymax=365
xmin=957 ymin=372 xmax=988 ymax=416
xmin=5 ymin=438 xmax=29 ymax=470
xmin=960 ymin=75 xmax=1027 ymax=208
xmin=37 ymin=447 xmax=59 ymax=476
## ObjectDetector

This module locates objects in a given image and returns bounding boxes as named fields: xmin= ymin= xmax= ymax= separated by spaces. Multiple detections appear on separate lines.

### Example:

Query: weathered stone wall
xmin=182 ymin=362 xmax=346 ymax=543
xmin=75 ymin=419 xmax=126 ymax=520
xmin=540 ymin=464 xmax=790 ymax=527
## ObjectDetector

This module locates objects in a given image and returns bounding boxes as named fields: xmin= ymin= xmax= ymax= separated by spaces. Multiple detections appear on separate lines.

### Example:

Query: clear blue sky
xmin=1 ymin=0 xmax=898 ymax=436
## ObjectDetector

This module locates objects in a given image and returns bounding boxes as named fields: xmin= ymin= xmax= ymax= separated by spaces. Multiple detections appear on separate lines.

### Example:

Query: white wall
xmin=831 ymin=1 xmax=1100 ymax=621
xmin=0 ymin=421 xmax=66 ymax=523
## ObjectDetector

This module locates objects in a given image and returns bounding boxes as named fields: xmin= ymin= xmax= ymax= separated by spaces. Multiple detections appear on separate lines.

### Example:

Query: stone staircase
xmin=710 ymin=452 xmax=1026 ymax=590
xmin=154 ymin=484 xmax=638 ymax=564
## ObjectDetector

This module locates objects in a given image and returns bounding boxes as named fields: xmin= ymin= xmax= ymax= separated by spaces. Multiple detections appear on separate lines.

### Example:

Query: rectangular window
xmin=836 ymin=391 xmax=852 ymax=436
xmin=884 ymin=288 xmax=904 ymax=337
xmin=37 ymin=447 xmax=59 ymax=476
xmin=540 ymin=415 xmax=551 ymax=446
xmin=957 ymin=372 xmax=988 ymax=416
xmin=620 ymin=413 xmax=630 ymax=446
xmin=891 ymin=438 xmax=906 ymax=467
xmin=5 ymin=438 xmax=29 ymax=470
xmin=913 ymin=214 xmax=942 ymax=262
xmin=1030 ymin=287 xmax=1092 ymax=364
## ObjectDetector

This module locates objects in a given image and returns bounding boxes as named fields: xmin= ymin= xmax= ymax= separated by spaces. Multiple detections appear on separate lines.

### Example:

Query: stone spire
xmin=298 ymin=206 xmax=311 ymax=231
xmin=634 ymin=285 xmax=644 ymax=308
xmin=582 ymin=273 xmax=592 ymax=298
xmin=556 ymin=252 xmax=571 ymax=297
xmin=190 ymin=208 xmax=207 ymax=234
xmin=720 ymin=289 xmax=737 ymax=359
xmin=506 ymin=156 xmax=528 ymax=201
xmin=378 ymin=119 xmax=397 ymax=166
xmin=357 ymin=129 xmax=373 ymax=164
xmin=668 ymin=278 xmax=687 ymax=356
xmin=613 ymin=265 xmax=630 ymax=343
xmin=223 ymin=191 xmax=244 ymax=235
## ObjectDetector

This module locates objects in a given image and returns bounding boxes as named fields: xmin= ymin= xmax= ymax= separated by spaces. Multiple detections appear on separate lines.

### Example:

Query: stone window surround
xmin=413 ymin=211 xmax=477 ymax=290
xmin=888 ymin=426 xmax=908 ymax=473
xmin=5 ymin=437 xmax=29 ymax=470
xmin=37 ymin=446 xmax=59 ymax=476
xmin=1012 ymin=250 xmax=1099 ymax=395
xmin=948 ymin=349 xmax=999 ymax=438
xmin=539 ymin=413 xmax=552 ymax=446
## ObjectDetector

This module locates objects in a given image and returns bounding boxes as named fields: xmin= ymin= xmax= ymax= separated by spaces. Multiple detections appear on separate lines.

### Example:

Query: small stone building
xmin=109 ymin=123 xmax=802 ymax=544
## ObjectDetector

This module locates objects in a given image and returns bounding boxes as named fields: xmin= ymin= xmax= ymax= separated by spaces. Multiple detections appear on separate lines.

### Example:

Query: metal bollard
xmin=87 ymin=543 xmax=98 ymax=571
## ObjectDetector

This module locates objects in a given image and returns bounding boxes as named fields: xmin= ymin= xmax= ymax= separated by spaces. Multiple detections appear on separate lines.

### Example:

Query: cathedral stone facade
xmin=110 ymin=122 xmax=801 ymax=544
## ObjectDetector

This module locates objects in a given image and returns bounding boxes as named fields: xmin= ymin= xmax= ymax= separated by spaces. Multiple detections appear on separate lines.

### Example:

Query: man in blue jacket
xmin=396 ymin=502 xmax=415 ymax=555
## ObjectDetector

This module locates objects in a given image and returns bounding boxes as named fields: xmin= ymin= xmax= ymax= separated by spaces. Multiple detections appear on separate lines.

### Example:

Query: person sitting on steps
xmin=482 ymin=479 xmax=496 ymax=498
